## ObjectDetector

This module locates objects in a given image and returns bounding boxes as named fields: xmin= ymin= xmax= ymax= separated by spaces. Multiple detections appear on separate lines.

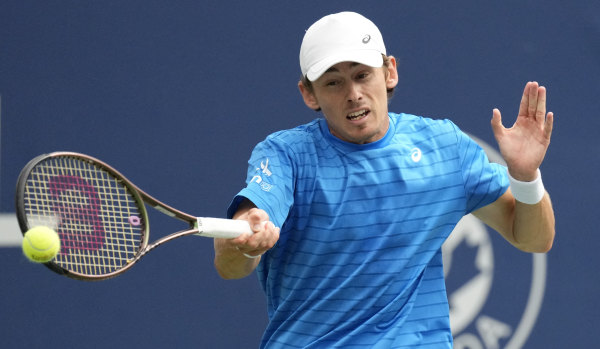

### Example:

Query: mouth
xmin=347 ymin=109 xmax=369 ymax=121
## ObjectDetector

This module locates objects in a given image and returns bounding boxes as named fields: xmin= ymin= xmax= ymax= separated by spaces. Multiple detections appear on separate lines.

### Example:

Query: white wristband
xmin=508 ymin=169 xmax=545 ymax=205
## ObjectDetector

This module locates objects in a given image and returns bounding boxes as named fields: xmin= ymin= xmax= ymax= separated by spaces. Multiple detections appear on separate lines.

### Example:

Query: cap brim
xmin=306 ymin=50 xmax=384 ymax=81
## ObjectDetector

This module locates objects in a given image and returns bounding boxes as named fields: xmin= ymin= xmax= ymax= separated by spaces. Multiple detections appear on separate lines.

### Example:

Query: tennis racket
xmin=15 ymin=151 xmax=253 ymax=281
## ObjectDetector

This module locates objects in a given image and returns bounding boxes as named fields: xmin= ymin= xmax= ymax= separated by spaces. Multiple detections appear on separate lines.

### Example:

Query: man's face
xmin=299 ymin=58 xmax=398 ymax=144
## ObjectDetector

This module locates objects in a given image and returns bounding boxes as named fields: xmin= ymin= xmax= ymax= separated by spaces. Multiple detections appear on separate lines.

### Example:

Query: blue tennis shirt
xmin=228 ymin=113 xmax=509 ymax=348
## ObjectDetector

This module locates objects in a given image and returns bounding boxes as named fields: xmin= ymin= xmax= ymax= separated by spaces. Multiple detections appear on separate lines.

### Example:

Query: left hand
xmin=491 ymin=81 xmax=554 ymax=181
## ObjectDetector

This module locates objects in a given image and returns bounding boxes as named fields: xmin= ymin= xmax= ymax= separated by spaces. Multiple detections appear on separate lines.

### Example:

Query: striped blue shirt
xmin=228 ymin=113 xmax=509 ymax=348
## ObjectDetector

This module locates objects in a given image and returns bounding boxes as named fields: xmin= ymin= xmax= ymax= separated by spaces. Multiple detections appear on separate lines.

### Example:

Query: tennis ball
xmin=22 ymin=226 xmax=61 ymax=263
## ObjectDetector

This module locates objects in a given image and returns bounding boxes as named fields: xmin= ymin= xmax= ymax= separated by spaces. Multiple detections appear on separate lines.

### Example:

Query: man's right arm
xmin=213 ymin=199 xmax=280 ymax=279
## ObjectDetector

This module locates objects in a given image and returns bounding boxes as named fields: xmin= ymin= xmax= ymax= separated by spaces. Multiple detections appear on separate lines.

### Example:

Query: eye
xmin=356 ymin=72 xmax=370 ymax=80
xmin=325 ymin=80 xmax=341 ymax=87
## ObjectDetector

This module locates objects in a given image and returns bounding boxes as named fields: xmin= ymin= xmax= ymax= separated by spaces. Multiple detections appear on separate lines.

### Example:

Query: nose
xmin=346 ymin=82 xmax=363 ymax=103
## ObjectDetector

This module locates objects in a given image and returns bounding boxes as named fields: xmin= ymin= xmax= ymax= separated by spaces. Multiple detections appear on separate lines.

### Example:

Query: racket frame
xmin=15 ymin=151 xmax=249 ymax=281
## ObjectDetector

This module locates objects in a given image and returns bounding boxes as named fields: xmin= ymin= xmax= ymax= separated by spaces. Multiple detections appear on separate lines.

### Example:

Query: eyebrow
xmin=323 ymin=62 xmax=362 ymax=74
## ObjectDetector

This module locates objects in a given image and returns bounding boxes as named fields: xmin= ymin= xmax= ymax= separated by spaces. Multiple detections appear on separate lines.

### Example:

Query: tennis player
xmin=214 ymin=12 xmax=555 ymax=348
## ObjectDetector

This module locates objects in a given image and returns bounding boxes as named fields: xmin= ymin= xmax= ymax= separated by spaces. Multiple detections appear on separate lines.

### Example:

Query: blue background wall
xmin=1 ymin=1 xmax=598 ymax=348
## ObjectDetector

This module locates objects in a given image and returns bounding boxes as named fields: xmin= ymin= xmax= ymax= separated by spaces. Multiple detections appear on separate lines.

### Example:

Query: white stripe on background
xmin=0 ymin=213 xmax=22 ymax=246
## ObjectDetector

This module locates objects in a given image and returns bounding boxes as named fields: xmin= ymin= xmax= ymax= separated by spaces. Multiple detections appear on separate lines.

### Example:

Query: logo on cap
xmin=362 ymin=34 xmax=371 ymax=44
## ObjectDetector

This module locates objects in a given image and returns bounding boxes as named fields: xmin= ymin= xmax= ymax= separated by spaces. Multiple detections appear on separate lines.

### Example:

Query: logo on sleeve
xmin=260 ymin=159 xmax=272 ymax=176
xmin=250 ymin=158 xmax=274 ymax=192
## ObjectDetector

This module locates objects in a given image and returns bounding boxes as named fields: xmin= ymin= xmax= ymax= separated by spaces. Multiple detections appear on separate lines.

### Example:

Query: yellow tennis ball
xmin=22 ymin=226 xmax=61 ymax=263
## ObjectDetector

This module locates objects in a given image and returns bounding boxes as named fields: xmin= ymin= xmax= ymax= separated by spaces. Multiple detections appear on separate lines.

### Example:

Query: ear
xmin=298 ymin=81 xmax=320 ymax=111
xmin=385 ymin=56 xmax=399 ymax=89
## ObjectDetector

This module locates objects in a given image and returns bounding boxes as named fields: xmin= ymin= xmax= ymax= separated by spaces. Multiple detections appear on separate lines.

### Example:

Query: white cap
xmin=300 ymin=12 xmax=386 ymax=81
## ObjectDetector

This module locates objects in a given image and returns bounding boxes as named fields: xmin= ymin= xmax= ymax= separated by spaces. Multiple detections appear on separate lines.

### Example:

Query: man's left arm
xmin=474 ymin=188 xmax=554 ymax=252
xmin=473 ymin=81 xmax=555 ymax=253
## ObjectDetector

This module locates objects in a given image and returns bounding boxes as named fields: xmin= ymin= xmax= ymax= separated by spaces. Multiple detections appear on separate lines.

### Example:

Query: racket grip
xmin=196 ymin=217 xmax=254 ymax=239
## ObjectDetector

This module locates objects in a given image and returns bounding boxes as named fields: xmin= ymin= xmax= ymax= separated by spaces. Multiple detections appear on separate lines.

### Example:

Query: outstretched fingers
xmin=518 ymin=82 xmax=531 ymax=118
xmin=544 ymin=111 xmax=554 ymax=140
xmin=491 ymin=108 xmax=506 ymax=141
xmin=527 ymin=81 xmax=540 ymax=118
xmin=535 ymin=85 xmax=547 ymax=124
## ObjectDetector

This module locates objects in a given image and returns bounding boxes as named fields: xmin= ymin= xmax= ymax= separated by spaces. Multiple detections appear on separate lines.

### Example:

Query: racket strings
xmin=22 ymin=156 xmax=144 ymax=277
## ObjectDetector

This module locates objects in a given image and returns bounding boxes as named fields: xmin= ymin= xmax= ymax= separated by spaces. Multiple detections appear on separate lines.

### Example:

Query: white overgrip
xmin=196 ymin=217 xmax=253 ymax=238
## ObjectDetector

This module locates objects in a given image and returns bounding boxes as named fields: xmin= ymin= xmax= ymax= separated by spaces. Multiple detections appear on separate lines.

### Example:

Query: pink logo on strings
xmin=49 ymin=175 xmax=105 ymax=254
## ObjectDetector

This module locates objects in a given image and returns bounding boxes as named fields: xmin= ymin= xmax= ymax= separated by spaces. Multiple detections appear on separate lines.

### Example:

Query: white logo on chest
xmin=411 ymin=147 xmax=422 ymax=162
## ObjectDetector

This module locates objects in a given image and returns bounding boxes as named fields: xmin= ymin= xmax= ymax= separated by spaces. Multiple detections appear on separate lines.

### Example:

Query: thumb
xmin=491 ymin=108 xmax=505 ymax=141
xmin=247 ymin=208 xmax=270 ymax=232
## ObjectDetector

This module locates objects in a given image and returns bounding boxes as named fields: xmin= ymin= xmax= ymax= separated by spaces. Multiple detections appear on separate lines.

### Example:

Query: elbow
xmin=537 ymin=224 xmax=556 ymax=253
xmin=540 ymin=234 xmax=554 ymax=253
xmin=215 ymin=265 xmax=233 ymax=280
xmin=542 ymin=234 xmax=555 ymax=253
xmin=217 ymin=270 xmax=248 ymax=280
xmin=214 ymin=258 xmax=253 ymax=280
xmin=217 ymin=272 xmax=240 ymax=280
xmin=522 ymin=239 xmax=553 ymax=254
xmin=517 ymin=228 xmax=555 ymax=254
xmin=214 ymin=260 xmax=239 ymax=280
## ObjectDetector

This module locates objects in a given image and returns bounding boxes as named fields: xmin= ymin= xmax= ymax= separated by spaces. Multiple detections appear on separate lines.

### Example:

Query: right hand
xmin=232 ymin=207 xmax=280 ymax=258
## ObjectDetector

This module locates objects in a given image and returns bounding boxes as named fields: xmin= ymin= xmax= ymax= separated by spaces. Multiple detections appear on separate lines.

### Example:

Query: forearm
xmin=214 ymin=238 xmax=260 ymax=279
xmin=473 ymin=188 xmax=555 ymax=254
xmin=214 ymin=199 xmax=257 ymax=279
xmin=213 ymin=199 xmax=279 ymax=279
xmin=511 ymin=192 xmax=555 ymax=253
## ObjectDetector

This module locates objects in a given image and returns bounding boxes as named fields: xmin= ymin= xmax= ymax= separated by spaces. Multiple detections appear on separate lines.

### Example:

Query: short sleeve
xmin=227 ymin=135 xmax=296 ymax=228
xmin=453 ymin=123 xmax=509 ymax=213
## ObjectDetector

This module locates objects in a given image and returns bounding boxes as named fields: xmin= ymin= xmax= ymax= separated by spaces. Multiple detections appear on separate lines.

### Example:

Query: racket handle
xmin=196 ymin=217 xmax=254 ymax=239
